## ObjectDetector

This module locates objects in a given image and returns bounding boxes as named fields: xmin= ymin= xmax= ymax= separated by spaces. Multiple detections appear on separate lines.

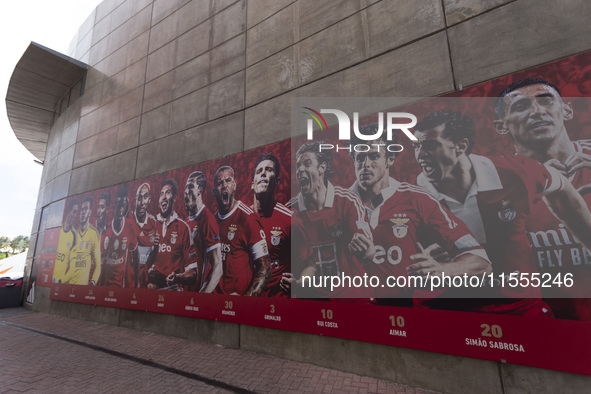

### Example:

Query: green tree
xmin=0 ymin=236 xmax=10 ymax=257
xmin=10 ymin=235 xmax=29 ymax=253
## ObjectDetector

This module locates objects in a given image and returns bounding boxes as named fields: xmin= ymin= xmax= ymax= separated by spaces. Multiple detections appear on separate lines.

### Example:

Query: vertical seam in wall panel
xmin=242 ymin=0 xmax=247 ymax=154
xmin=440 ymin=0 xmax=458 ymax=91
xmin=135 ymin=0 xmax=156 ymax=181
xmin=440 ymin=0 xmax=447 ymax=28
xmin=360 ymin=3 xmax=370 ymax=60
xmin=444 ymin=30 xmax=458 ymax=91
xmin=498 ymin=363 xmax=506 ymax=394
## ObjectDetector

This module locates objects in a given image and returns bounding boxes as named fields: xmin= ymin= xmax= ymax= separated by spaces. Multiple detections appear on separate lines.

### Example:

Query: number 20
xmin=481 ymin=324 xmax=502 ymax=338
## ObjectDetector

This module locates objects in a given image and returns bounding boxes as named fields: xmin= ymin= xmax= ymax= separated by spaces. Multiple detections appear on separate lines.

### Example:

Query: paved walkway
xmin=0 ymin=308 xmax=436 ymax=393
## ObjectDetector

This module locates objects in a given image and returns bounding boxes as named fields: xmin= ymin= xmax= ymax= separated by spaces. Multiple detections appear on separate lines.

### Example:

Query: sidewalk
xmin=0 ymin=308 xmax=437 ymax=393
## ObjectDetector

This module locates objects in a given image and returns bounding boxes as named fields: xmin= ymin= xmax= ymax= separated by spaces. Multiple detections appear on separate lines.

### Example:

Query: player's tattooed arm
xmin=144 ymin=232 xmax=160 ymax=272
xmin=167 ymin=268 xmax=197 ymax=286
xmin=201 ymin=247 xmax=223 ymax=293
xmin=246 ymin=255 xmax=271 ymax=296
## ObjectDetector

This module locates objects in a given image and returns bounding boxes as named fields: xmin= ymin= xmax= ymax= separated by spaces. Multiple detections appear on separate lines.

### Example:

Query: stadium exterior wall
xmin=22 ymin=0 xmax=591 ymax=392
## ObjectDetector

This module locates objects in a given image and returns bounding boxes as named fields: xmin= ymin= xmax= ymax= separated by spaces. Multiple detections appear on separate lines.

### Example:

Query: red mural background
xmin=46 ymin=52 xmax=591 ymax=376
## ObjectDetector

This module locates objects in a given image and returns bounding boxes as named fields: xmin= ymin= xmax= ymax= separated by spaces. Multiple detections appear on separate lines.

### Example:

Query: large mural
xmin=44 ymin=51 xmax=591 ymax=376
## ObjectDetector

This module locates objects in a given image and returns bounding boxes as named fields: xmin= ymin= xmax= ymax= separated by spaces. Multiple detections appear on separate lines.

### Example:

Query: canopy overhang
xmin=6 ymin=42 xmax=87 ymax=161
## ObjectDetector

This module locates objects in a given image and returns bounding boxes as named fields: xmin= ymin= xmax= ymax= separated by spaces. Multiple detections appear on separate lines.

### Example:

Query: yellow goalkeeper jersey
xmin=53 ymin=226 xmax=77 ymax=283
xmin=63 ymin=225 xmax=101 ymax=285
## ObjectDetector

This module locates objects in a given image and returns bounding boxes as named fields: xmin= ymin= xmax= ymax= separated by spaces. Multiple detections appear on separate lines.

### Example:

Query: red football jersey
xmin=215 ymin=201 xmax=269 ymax=295
xmin=351 ymin=178 xmax=487 ymax=298
xmin=418 ymin=154 xmax=561 ymax=314
xmin=101 ymin=218 xmax=140 ymax=287
xmin=252 ymin=202 xmax=292 ymax=298
xmin=526 ymin=140 xmax=591 ymax=320
xmin=152 ymin=211 xmax=196 ymax=277
xmin=133 ymin=213 xmax=158 ymax=288
xmin=288 ymin=182 xmax=373 ymax=298
xmin=185 ymin=205 xmax=221 ymax=292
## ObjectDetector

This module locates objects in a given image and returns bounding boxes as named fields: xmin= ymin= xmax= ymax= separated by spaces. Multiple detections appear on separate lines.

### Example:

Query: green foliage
xmin=0 ymin=235 xmax=29 ymax=255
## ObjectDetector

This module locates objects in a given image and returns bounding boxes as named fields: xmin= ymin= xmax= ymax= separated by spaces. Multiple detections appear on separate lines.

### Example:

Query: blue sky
xmin=0 ymin=0 xmax=102 ymax=237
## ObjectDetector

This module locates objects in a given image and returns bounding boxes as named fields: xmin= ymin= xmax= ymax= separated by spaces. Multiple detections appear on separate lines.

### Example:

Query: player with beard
xmin=494 ymin=78 xmax=591 ymax=319
xmin=288 ymin=141 xmax=374 ymax=299
xmin=95 ymin=191 xmax=110 ymax=235
xmin=414 ymin=110 xmax=591 ymax=316
xmin=146 ymin=179 xmax=196 ymax=290
xmin=251 ymin=153 xmax=293 ymax=297
xmin=133 ymin=182 xmax=158 ymax=288
xmin=63 ymin=197 xmax=101 ymax=285
xmin=348 ymin=125 xmax=490 ymax=305
xmin=53 ymin=199 xmax=79 ymax=283
xmin=213 ymin=165 xmax=271 ymax=296
xmin=167 ymin=171 xmax=222 ymax=293
xmin=101 ymin=186 xmax=140 ymax=287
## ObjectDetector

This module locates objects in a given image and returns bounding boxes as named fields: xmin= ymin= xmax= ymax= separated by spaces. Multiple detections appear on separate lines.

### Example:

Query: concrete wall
xmin=25 ymin=0 xmax=591 ymax=392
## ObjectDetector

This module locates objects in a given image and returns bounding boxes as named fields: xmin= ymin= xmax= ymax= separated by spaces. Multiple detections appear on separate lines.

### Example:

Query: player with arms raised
xmin=213 ymin=165 xmax=271 ymax=296
xmin=251 ymin=153 xmax=293 ymax=297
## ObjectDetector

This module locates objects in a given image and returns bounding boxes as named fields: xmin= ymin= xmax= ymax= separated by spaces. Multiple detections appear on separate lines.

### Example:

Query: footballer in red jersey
xmin=146 ymin=179 xmax=196 ymax=290
xmin=95 ymin=191 xmax=110 ymax=236
xmin=289 ymin=141 xmax=375 ymax=299
xmin=415 ymin=110 xmax=591 ymax=316
xmin=167 ymin=171 xmax=222 ymax=293
xmin=213 ymin=165 xmax=271 ymax=296
xmin=348 ymin=126 xmax=491 ymax=303
xmin=251 ymin=153 xmax=292 ymax=297
xmin=101 ymin=186 xmax=140 ymax=287
xmin=132 ymin=182 xmax=158 ymax=288
xmin=494 ymin=78 xmax=591 ymax=319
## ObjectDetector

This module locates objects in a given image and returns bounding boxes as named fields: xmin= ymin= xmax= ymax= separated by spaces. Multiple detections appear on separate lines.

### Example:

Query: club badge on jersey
xmin=104 ymin=237 xmax=109 ymax=250
xmin=498 ymin=199 xmax=517 ymax=222
xmin=228 ymin=225 xmax=238 ymax=240
xmin=122 ymin=237 xmax=127 ymax=251
xmin=390 ymin=215 xmax=410 ymax=238
xmin=271 ymin=230 xmax=282 ymax=246
xmin=170 ymin=231 xmax=177 ymax=244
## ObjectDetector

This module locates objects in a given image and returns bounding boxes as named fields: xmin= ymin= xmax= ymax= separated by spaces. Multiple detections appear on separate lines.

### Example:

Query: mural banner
xmin=49 ymin=51 xmax=591 ymax=375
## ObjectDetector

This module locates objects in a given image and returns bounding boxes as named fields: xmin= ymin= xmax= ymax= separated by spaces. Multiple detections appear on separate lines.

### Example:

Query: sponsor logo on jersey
xmin=159 ymin=243 xmax=172 ymax=253
xmin=498 ymin=199 xmax=516 ymax=222
xmin=228 ymin=225 xmax=238 ymax=240
xmin=271 ymin=230 xmax=282 ymax=246
xmin=171 ymin=231 xmax=178 ymax=245
xmin=390 ymin=214 xmax=409 ymax=238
